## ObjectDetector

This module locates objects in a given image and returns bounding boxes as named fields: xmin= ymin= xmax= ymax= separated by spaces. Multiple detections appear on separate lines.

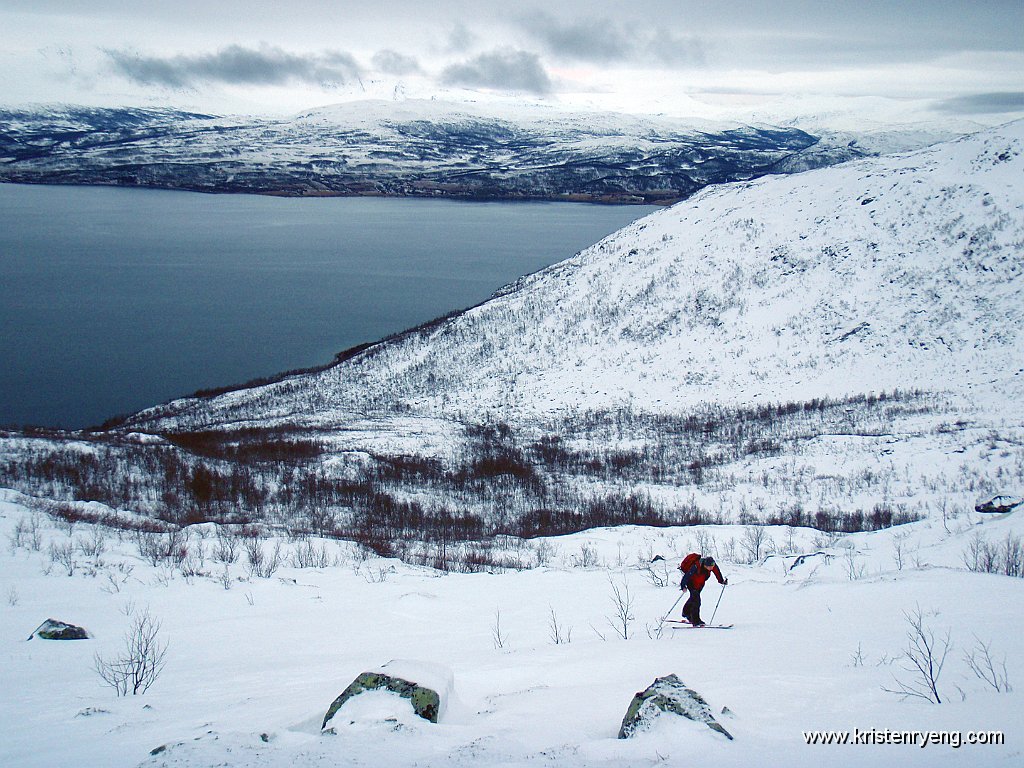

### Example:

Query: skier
xmin=678 ymin=553 xmax=727 ymax=626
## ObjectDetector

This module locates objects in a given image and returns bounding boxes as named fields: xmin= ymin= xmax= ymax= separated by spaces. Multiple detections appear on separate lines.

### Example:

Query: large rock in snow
xmin=618 ymin=674 xmax=733 ymax=740
xmin=28 ymin=618 xmax=90 ymax=641
xmin=975 ymin=494 xmax=1023 ymax=514
xmin=322 ymin=660 xmax=453 ymax=729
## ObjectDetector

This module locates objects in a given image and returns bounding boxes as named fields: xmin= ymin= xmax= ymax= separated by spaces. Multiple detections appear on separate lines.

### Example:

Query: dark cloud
xmin=441 ymin=49 xmax=552 ymax=95
xmin=105 ymin=45 xmax=361 ymax=88
xmin=517 ymin=12 xmax=704 ymax=67
xmin=932 ymin=91 xmax=1024 ymax=115
xmin=518 ymin=14 xmax=632 ymax=64
xmin=372 ymin=49 xmax=422 ymax=76
xmin=445 ymin=22 xmax=477 ymax=54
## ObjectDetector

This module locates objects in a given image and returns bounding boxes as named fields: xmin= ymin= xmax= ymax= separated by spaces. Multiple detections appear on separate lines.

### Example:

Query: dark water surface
xmin=0 ymin=184 xmax=655 ymax=428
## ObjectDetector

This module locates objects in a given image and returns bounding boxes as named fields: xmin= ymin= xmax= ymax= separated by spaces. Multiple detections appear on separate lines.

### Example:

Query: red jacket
xmin=679 ymin=553 xmax=724 ymax=591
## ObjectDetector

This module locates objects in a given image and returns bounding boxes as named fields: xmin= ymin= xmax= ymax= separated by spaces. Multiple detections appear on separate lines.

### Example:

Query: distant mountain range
xmin=0 ymin=100 xmax=956 ymax=204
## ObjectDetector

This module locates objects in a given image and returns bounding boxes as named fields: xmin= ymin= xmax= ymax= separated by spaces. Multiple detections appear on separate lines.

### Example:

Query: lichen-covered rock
xmin=618 ymin=674 xmax=733 ymax=740
xmin=322 ymin=660 xmax=452 ymax=729
xmin=29 ymin=619 xmax=90 ymax=641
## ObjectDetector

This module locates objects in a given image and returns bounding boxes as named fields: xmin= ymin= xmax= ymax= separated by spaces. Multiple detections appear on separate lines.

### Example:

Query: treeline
xmin=0 ymin=391 xmax=932 ymax=569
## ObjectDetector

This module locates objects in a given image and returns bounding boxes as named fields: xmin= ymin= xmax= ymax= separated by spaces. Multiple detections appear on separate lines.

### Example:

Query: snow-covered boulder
xmin=618 ymin=674 xmax=733 ymax=740
xmin=321 ymin=660 xmax=454 ymax=729
xmin=28 ymin=619 xmax=90 ymax=641
xmin=975 ymin=495 xmax=1023 ymax=514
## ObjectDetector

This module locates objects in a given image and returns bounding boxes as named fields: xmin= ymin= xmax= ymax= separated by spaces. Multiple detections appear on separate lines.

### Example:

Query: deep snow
xmin=1 ymin=491 xmax=1021 ymax=767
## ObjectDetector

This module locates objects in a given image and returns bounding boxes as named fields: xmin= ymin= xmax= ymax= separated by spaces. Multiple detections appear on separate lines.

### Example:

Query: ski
xmin=665 ymin=621 xmax=734 ymax=629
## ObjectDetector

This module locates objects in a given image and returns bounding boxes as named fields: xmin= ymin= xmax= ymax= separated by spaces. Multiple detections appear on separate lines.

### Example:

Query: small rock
xmin=28 ymin=618 xmax=90 ymax=641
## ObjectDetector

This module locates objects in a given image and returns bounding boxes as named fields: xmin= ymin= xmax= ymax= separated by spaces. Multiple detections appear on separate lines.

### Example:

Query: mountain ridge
xmin=0 ymin=100 xmax=953 ymax=205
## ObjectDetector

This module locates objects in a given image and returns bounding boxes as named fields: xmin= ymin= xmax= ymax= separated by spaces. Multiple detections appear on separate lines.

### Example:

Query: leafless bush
xmin=246 ymin=538 xmax=282 ymax=578
xmin=883 ymin=607 xmax=951 ymax=704
xmin=6 ymin=586 xmax=19 ymax=607
xmin=892 ymin=531 xmax=909 ymax=571
xmin=547 ymin=606 xmax=572 ymax=645
xmin=740 ymin=526 xmax=769 ymax=564
xmin=94 ymin=609 xmax=168 ymax=696
xmin=360 ymin=564 xmax=392 ymax=583
xmin=136 ymin=530 xmax=189 ymax=567
xmin=48 ymin=541 xmax=76 ymax=576
xmin=291 ymin=538 xmax=332 ymax=569
xmin=963 ymin=532 xmax=1023 ymax=578
xmin=606 ymin=578 xmax=635 ymax=640
xmin=844 ymin=547 xmax=867 ymax=580
xmin=570 ymin=542 xmax=600 ymax=568
xmin=638 ymin=556 xmax=674 ymax=588
xmin=965 ymin=636 xmax=1012 ymax=692
xmin=491 ymin=608 xmax=508 ymax=649
xmin=76 ymin=528 xmax=108 ymax=560
xmin=532 ymin=539 xmax=557 ymax=567
xmin=693 ymin=530 xmax=719 ymax=560
xmin=211 ymin=528 xmax=240 ymax=564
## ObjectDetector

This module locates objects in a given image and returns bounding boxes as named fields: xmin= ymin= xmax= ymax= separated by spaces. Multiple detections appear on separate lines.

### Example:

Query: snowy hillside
xmin=1 ymin=490 xmax=1022 ymax=768
xmin=0 ymin=99 xmax=917 ymax=204
xmin=126 ymin=121 xmax=1024 ymax=435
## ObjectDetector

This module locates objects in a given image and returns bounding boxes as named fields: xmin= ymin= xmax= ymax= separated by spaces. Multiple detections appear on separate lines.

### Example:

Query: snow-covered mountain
xmin=123 ymin=121 xmax=1024 ymax=439
xmin=0 ymin=100 xmax=945 ymax=204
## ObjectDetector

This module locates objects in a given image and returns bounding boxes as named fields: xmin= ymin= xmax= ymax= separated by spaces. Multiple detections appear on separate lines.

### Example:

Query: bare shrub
xmin=547 ymin=606 xmax=572 ymax=645
xmin=964 ymin=636 xmax=1012 ymax=692
xmin=211 ymin=528 xmax=240 ymax=564
xmin=606 ymin=578 xmax=635 ymax=640
xmin=570 ymin=542 xmax=600 ymax=568
xmin=491 ymin=608 xmax=508 ymax=649
xmin=94 ymin=609 xmax=168 ymax=696
xmin=638 ymin=555 xmax=674 ymax=588
xmin=246 ymin=537 xmax=282 ymax=579
xmin=532 ymin=539 xmax=557 ymax=567
xmin=136 ymin=530 xmax=189 ymax=567
xmin=76 ymin=528 xmax=108 ymax=560
xmin=883 ymin=607 xmax=951 ymax=704
xmin=740 ymin=526 xmax=768 ymax=564
xmin=291 ymin=538 xmax=331 ymax=569
xmin=844 ymin=547 xmax=867 ymax=580
xmin=693 ymin=530 xmax=719 ymax=560
xmin=48 ymin=541 xmax=76 ymax=576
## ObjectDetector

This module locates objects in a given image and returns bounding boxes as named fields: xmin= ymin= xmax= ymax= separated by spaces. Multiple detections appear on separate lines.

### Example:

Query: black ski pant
xmin=682 ymin=587 xmax=703 ymax=624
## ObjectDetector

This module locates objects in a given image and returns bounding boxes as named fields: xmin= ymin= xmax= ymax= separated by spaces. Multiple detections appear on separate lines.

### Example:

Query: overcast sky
xmin=1 ymin=1 xmax=1021 ymax=123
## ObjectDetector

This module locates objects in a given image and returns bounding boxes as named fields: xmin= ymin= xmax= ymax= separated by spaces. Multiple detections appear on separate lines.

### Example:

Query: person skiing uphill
xmin=678 ymin=553 xmax=727 ymax=626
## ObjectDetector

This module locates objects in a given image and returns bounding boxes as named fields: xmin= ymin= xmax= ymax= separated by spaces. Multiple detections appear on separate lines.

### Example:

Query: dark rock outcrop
xmin=975 ymin=495 xmax=1023 ymax=514
xmin=322 ymin=661 xmax=451 ymax=728
xmin=28 ymin=618 xmax=90 ymax=640
xmin=619 ymin=674 xmax=733 ymax=740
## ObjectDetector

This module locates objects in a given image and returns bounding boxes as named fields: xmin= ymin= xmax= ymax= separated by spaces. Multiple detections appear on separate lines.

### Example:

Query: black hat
xmin=701 ymin=556 xmax=716 ymax=567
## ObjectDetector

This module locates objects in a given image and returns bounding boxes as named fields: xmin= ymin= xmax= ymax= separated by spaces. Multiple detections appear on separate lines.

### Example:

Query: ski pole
xmin=659 ymin=590 xmax=686 ymax=624
xmin=708 ymin=584 xmax=726 ymax=626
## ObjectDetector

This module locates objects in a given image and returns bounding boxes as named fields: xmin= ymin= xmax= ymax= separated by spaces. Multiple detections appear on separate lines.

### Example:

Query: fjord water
xmin=0 ymin=184 xmax=655 ymax=429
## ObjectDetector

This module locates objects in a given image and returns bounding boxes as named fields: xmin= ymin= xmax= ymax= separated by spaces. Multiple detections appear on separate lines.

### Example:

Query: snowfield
xmin=1 ymin=491 xmax=1022 ymax=768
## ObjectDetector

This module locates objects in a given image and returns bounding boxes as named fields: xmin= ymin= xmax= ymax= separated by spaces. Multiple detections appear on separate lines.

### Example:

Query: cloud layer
xmin=106 ymin=45 xmax=361 ymax=88
xmin=441 ymin=49 xmax=552 ymax=95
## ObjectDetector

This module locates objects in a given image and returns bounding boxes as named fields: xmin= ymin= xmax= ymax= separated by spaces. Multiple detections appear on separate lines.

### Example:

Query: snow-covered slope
xmin=2 ymin=491 xmax=1022 ymax=768
xmin=125 ymin=121 xmax=1024 ymax=435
